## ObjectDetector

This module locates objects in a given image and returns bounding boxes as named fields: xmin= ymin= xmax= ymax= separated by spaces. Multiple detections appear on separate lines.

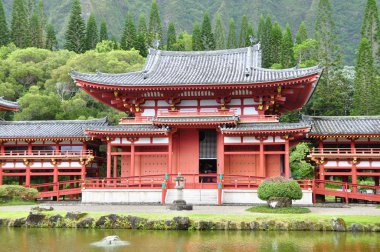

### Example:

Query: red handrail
xmin=0 ymin=150 xmax=93 ymax=156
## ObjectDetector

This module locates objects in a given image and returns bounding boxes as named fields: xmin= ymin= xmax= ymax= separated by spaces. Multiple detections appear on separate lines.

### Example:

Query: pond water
xmin=1 ymin=228 xmax=380 ymax=252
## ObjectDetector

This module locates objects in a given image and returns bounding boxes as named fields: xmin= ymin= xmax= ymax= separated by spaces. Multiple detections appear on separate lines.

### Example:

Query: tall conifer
xmin=0 ymin=0 xmax=9 ymax=46
xmin=281 ymin=23 xmax=295 ymax=68
xmin=239 ymin=15 xmax=248 ymax=47
xmin=227 ymin=18 xmax=237 ymax=49
xmin=246 ymin=23 xmax=254 ymax=46
xmin=30 ymin=9 xmax=43 ymax=48
xmin=261 ymin=16 xmax=272 ymax=68
xmin=166 ymin=22 xmax=176 ymax=50
xmin=136 ymin=13 xmax=147 ymax=56
xmin=45 ymin=23 xmax=57 ymax=50
xmin=11 ymin=0 xmax=30 ymax=48
xmin=121 ymin=12 xmax=136 ymax=50
xmin=192 ymin=22 xmax=203 ymax=51
xmin=99 ymin=18 xmax=108 ymax=42
xmin=64 ymin=0 xmax=86 ymax=53
xmin=214 ymin=14 xmax=225 ymax=50
xmin=257 ymin=15 xmax=265 ymax=42
xmin=138 ymin=14 xmax=147 ymax=35
xmin=148 ymin=0 xmax=162 ymax=47
xmin=201 ymin=12 xmax=215 ymax=50
xmin=361 ymin=0 xmax=380 ymax=72
xmin=85 ymin=13 xmax=98 ymax=50
xmin=296 ymin=21 xmax=308 ymax=44
xmin=270 ymin=22 xmax=283 ymax=66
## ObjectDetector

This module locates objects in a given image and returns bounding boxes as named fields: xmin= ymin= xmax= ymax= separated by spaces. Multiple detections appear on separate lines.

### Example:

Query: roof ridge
xmin=304 ymin=115 xmax=380 ymax=120
xmin=0 ymin=117 xmax=108 ymax=125
xmin=152 ymin=47 xmax=249 ymax=57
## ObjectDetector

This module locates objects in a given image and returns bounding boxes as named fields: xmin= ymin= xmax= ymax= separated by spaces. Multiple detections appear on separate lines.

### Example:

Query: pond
xmin=1 ymin=228 xmax=380 ymax=252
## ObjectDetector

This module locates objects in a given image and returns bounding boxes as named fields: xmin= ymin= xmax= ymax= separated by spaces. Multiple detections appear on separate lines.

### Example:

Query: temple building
xmin=1 ymin=44 xmax=379 ymax=204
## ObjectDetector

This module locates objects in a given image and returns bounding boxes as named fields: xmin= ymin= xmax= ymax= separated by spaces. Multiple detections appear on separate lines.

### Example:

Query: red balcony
xmin=0 ymin=150 xmax=94 ymax=162
xmin=309 ymin=148 xmax=380 ymax=159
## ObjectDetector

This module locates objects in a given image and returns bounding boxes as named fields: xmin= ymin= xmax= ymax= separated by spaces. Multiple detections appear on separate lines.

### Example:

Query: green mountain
xmin=2 ymin=0 xmax=378 ymax=65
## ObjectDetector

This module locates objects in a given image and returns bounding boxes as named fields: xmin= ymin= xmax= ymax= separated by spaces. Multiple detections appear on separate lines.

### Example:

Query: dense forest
xmin=0 ymin=0 xmax=379 ymax=124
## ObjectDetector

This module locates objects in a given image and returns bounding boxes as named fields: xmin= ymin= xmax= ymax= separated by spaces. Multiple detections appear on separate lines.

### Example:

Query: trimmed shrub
xmin=0 ymin=185 xmax=38 ymax=201
xmin=257 ymin=176 xmax=302 ymax=201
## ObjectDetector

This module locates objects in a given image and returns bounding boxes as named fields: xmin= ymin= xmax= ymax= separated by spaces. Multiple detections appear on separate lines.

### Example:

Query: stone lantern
xmin=169 ymin=173 xmax=193 ymax=211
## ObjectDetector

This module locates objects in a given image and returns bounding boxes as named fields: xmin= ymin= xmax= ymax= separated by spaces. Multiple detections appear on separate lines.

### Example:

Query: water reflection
xmin=0 ymin=228 xmax=379 ymax=252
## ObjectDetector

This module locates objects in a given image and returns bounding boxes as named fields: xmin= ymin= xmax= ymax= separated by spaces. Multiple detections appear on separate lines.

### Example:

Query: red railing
xmin=0 ymin=150 xmax=93 ymax=157
xmin=221 ymin=174 xmax=265 ymax=189
xmin=310 ymin=148 xmax=380 ymax=156
xmin=296 ymin=179 xmax=313 ymax=190
xmin=84 ymin=174 xmax=166 ymax=189
xmin=119 ymin=116 xmax=153 ymax=124
xmin=239 ymin=115 xmax=279 ymax=123
xmin=313 ymin=179 xmax=380 ymax=203
xmin=166 ymin=173 xmax=219 ymax=189
xmin=30 ymin=179 xmax=83 ymax=200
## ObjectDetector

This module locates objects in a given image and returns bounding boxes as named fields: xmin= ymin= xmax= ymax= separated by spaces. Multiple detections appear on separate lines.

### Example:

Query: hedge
xmin=257 ymin=176 xmax=302 ymax=201
xmin=0 ymin=185 xmax=39 ymax=201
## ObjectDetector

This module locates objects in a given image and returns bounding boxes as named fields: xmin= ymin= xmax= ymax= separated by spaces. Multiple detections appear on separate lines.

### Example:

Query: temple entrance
xmin=199 ymin=129 xmax=217 ymax=183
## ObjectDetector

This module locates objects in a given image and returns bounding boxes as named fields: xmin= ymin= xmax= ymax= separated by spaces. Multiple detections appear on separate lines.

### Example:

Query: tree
xmin=361 ymin=0 xmax=380 ymax=72
xmin=214 ymin=14 xmax=225 ymax=50
xmin=257 ymin=15 xmax=265 ymax=42
xmin=172 ymin=32 xmax=192 ymax=51
xmin=37 ymin=0 xmax=46 ymax=46
xmin=29 ymin=9 xmax=43 ymax=48
xmin=138 ymin=14 xmax=147 ymax=35
xmin=99 ymin=18 xmax=108 ymax=42
xmin=293 ymin=38 xmax=318 ymax=67
xmin=239 ymin=15 xmax=248 ymax=47
xmin=201 ymin=12 xmax=215 ymax=50
xmin=352 ymin=38 xmax=379 ymax=115
xmin=290 ymin=143 xmax=314 ymax=179
xmin=166 ymin=22 xmax=176 ymax=50
xmin=85 ymin=13 xmax=98 ymax=50
xmin=45 ymin=23 xmax=58 ymax=50
xmin=192 ymin=22 xmax=203 ymax=51
xmin=135 ymin=33 xmax=148 ymax=57
xmin=281 ymin=23 xmax=295 ymax=68
xmin=227 ymin=18 xmax=237 ymax=49
xmin=246 ymin=23 xmax=254 ymax=46
xmin=0 ymin=0 xmax=9 ymax=46
xmin=148 ymin=0 xmax=162 ymax=47
xmin=121 ymin=12 xmax=136 ymax=50
xmin=261 ymin=16 xmax=272 ymax=68
xmin=296 ymin=21 xmax=308 ymax=44
xmin=64 ymin=0 xmax=86 ymax=53
xmin=270 ymin=22 xmax=283 ymax=66
xmin=11 ymin=0 xmax=30 ymax=48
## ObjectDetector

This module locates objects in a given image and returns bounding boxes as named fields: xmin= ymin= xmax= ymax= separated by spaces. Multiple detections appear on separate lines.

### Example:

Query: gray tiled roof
xmin=71 ymin=45 xmax=322 ymax=86
xmin=85 ymin=124 xmax=169 ymax=133
xmin=153 ymin=115 xmax=238 ymax=124
xmin=220 ymin=122 xmax=310 ymax=132
xmin=0 ymin=118 xmax=108 ymax=139
xmin=303 ymin=115 xmax=380 ymax=135
xmin=0 ymin=97 xmax=19 ymax=110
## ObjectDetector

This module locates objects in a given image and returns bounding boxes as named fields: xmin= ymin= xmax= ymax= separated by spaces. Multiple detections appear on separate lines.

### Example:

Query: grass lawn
xmin=0 ymin=199 xmax=37 ymax=206
xmin=246 ymin=205 xmax=311 ymax=214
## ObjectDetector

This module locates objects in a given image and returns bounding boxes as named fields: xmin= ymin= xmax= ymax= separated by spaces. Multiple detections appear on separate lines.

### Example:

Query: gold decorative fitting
xmin=51 ymin=159 xmax=57 ymax=165
xmin=23 ymin=158 xmax=30 ymax=166
xmin=352 ymin=158 xmax=357 ymax=164
xmin=114 ymin=91 xmax=119 ymax=97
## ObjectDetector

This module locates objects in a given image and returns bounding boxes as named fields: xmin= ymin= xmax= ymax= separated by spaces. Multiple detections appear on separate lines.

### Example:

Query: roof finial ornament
xmin=153 ymin=39 xmax=160 ymax=49
xmin=249 ymin=36 xmax=256 ymax=46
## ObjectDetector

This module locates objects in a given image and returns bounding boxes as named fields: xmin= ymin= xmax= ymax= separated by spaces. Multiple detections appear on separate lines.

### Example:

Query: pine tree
xmin=352 ymin=38 xmax=377 ymax=115
xmin=361 ymin=0 xmax=380 ymax=72
xmin=270 ymin=22 xmax=283 ymax=66
xmin=85 ymin=13 xmax=98 ymax=50
xmin=29 ymin=9 xmax=43 ymax=48
xmin=99 ymin=18 xmax=108 ymax=42
xmin=214 ymin=14 xmax=225 ymax=50
xmin=0 ymin=0 xmax=9 ymax=46
xmin=257 ymin=15 xmax=265 ymax=42
xmin=192 ymin=22 xmax=203 ymax=51
xmin=166 ymin=21 xmax=176 ymax=50
xmin=281 ymin=23 xmax=295 ymax=68
xmin=138 ymin=13 xmax=147 ymax=35
xmin=148 ymin=0 xmax=162 ymax=47
xmin=239 ymin=15 xmax=248 ymax=47
xmin=64 ymin=0 xmax=86 ymax=53
xmin=261 ymin=16 xmax=272 ymax=68
xmin=227 ymin=18 xmax=237 ymax=49
xmin=296 ymin=21 xmax=308 ymax=44
xmin=11 ymin=0 xmax=30 ymax=48
xmin=38 ymin=0 xmax=46 ymax=46
xmin=135 ymin=32 xmax=148 ymax=57
xmin=201 ymin=12 xmax=215 ymax=50
xmin=45 ymin=23 xmax=57 ymax=50
xmin=245 ymin=23 xmax=254 ymax=45
xmin=121 ymin=12 xmax=136 ymax=50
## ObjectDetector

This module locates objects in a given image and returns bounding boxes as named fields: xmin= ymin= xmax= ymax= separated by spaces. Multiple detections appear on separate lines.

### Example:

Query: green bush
xmin=0 ymin=185 xmax=39 ymax=201
xmin=257 ymin=177 xmax=302 ymax=201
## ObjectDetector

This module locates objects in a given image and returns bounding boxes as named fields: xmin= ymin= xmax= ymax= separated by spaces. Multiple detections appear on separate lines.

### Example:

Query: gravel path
xmin=0 ymin=204 xmax=379 ymax=216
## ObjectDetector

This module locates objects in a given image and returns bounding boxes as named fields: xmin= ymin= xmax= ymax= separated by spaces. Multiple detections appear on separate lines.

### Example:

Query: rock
xmin=331 ymin=217 xmax=346 ymax=232
xmin=267 ymin=197 xmax=292 ymax=208
xmin=172 ymin=217 xmax=190 ymax=230
xmin=65 ymin=212 xmax=87 ymax=220
xmin=12 ymin=218 xmax=26 ymax=227
xmin=350 ymin=223 xmax=365 ymax=232
xmin=48 ymin=214 xmax=63 ymax=227
xmin=289 ymin=221 xmax=310 ymax=231
xmin=127 ymin=216 xmax=147 ymax=229
xmin=197 ymin=221 xmax=214 ymax=230
xmin=0 ymin=218 xmax=10 ymax=227
xmin=227 ymin=221 xmax=237 ymax=230
xmin=31 ymin=206 xmax=54 ymax=212
xmin=95 ymin=214 xmax=128 ymax=229
xmin=76 ymin=218 xmax=94 ymax=228
xmin=250 ymin=221 xmax=260 ymax=230
xmin=26 ymin=212 xmax=46 ymax=226
xmin=169 ymin=200 xmax=193 ymax=211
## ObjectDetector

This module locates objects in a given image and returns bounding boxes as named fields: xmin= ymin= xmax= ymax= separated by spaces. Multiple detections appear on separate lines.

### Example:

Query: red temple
xmin=1 ymin=44 xmax=379 ymax=204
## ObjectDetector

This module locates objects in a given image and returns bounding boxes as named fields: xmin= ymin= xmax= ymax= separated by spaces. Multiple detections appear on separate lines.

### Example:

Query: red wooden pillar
xmin=26 ymin=142 xmax=32 ymax=187
xmin=53 ymin=163 xmax=58 ymax=201
xmin=113 ymin=153 xmax=118 ymax=178
xmin=168 ymin=134 xmax=173 ymax=174
xmin=217 ymin=132 xmax=224 ymax=205
xmin=259 ymin=140 xmax=265 ymax=177
xmin=284 ymin=139 xmax=290 ymax=178
xmin=106 ymin=140 xmax=111 ymax=178
xmin=81 ymin=142 xmax=87 ymax=180
xmin=351 ymin=140 xmax=357 ymax=193
xmin=131 ymin=142 xmax=135 ymax=177
xmin=0 ymin=143 xmax=3 ymax=186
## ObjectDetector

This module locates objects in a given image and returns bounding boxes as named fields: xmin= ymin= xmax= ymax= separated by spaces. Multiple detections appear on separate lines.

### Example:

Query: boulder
xmin=172 ymin=217 xmax=190 ymax=230
xmin=127 ymin=216 xmax=147 ymax=229
xmin=12 ymin=218 xmax=26 ymax=227
xmin=26 ymin=212 xmax=46 ymax=226
xmin=349 ymin=223 xmax=365 ymax=232
xmin=65 ymin=212 xmax=87 ymax=220
xmin=267 ymin=197 xmax=292 ymax=208
xmin=0 ymin=218 xmax=10 ymax=227
xmin=48 ymin=214 xmax=63 ymax=227
xmin=31 ymin=206 xmax=54 ymax=212
xmin=331 ymin=217 xmax=346 ymax=232
xmin=76 ymin=218 xmax=94 ymax=228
